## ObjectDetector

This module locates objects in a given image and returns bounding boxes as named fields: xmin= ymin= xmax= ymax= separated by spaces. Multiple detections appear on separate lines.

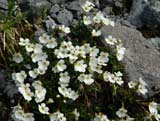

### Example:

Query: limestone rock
xmin=149 ymin=37 xmax=160 ymax=50
xmin=128 ymin=0 xmax=160 ymax=29
xmin=0 ymin=0 xmax=8 ymax=10
xmin=57 ymin=9 xmax=73 ymax=26
xmin=101 ymin=23 xmax=160 ymax=96
xmin=49 ymin=0 xmax=67 ymax=4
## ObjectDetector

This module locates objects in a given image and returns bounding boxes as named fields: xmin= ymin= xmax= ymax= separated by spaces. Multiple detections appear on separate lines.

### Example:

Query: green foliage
xmin=0 ymin=0 xmax=34 ymax=67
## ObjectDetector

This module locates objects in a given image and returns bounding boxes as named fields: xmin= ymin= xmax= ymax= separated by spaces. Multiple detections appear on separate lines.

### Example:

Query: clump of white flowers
xmin=10 ymin=1 xmax=151 ymax=121
xmin=11 ymin=104 xmax=35 ymax=121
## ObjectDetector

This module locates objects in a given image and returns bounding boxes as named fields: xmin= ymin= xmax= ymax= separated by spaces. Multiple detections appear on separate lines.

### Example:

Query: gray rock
xmin=0 ymin=70 xmax=7 ymax=89
xmin=0 ymin=69 xmax=18 ymax=98
xmin=17 ymin=0 xmax=51 ymax=19
xmin=57 ymin=9 xmax=73 ymax=26
xmin=114 ymin=1 xmax=123 ymax=8
xmin=29 ymin=0 xmax=51 ymax=8
xmin=0 ymin=0 xmax=8 ymax=10
xmin=128 ymin=0 xmax=148 ymax=28
xmin=34 ymin=28 xmax=46 ymax=39
xmin=149 ymin=37 xmax=160 ymax=50
xmin=49 ymin=0 xmax=67 ymax=4
xmin=66 ymin=1 xmax=83 ymax=19
xmin=49 ymin=4 xmax=60 ymax=18
xmin=17 ymin=0 xmax=51 ymax=8
xmin=67 ymin=1 xmax=82 ymax=12
xmin=102 ymin=6 xmax=112 ymax=15
xmin=101 ymin=23 xmax=160 ymax=96
xmin=45 ymin=16 xmax=57 ymax=32
xmin=3 ymin=84 xmax=18 ymax=98
xmin=128 ymin=0 xmax=160 ymax=29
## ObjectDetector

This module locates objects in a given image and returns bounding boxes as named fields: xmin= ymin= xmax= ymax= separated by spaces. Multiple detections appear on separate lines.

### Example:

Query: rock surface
xmin=0 ymin=0 xmax=8 ymax=10
xmin=149 ymin=37 xmax=160 ymax=50
xmin=128 ymin=0 xmax=160 ymax=29
xmin=101 ymin=23 xmax=160 ymax=96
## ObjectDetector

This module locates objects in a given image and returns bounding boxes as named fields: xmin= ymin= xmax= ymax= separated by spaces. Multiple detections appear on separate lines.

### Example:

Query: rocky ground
xmin=0 ymin=0 xmax=160 ymax=120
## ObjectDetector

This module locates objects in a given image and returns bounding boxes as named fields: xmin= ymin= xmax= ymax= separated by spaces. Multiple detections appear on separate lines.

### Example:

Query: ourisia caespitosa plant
xmin=10 ymin=1 xmax=160 ymax=121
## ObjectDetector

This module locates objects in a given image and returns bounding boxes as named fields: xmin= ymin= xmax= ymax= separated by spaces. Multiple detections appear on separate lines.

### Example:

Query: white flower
xmin=93 ymin=11 xmax=104 ymax=24
xmin=49 ymin=111 xmax=66 ymax=121
xmin=116 ymin=77 xmax=124 ymax=86
xmin=35 ymin=95 xmax=46 ymax=103
xmin=35 ymin=88 xmax=46 ymax=99
xmin=38 ymin=103 xmax=49 ymax=114
xmin=78 ymin=74 xmax=85 ymax=82
xmin=25 ymin=43 xmax=34 ymax=52
xmin=138 ymin=85 xmax=148 ymax=95
xmin=19 ymin=38 xmax=30 ymax=46
xmin=47 ymin=98 xmax=54 ymax=104
xmin=128 ymin=81 xmax=136 ymax=89
xmin=109 ymin=20 xmax=115 ymax=26
xmin=37 ymin=68 xmax=46 ymax=75
xmin=46 ymin=37 xmax=57 ymax=49
xmin=72 ymin=108 xmax=80 ymax=121
xmin=98 ymin=52 xmax=109 ymax=65
xmin=58 ymin=86 xmax=68 ymax=97
xmin=116 ymin=106 xmax=127 ymax=118
xmin=89 ymin=57 xmax=98 ymax=67
xmin=103 ymin=71 xmax=116 ymax=83
xmin=29 ymin=69 xmax=39 ymax=79
xmin=149 ymin=102 xmax=158 ymax=114
xmin=67 ymin=88 xmax=79 ymax=100
xmin=39 ymin=33 xmax=50 ymax=44
xmin=105 ymin=35 xmax=117 ymax=45
xmin=58 ymin=87 xmax=79 ymax=100
xmin=15 ymin=71 xmax=27 ymax=83
xmin=82 ymin=1 xmax=95 ymax=12
xmin=23 ymin=113 xmax=35 ymax=121
xmin=59 ymin=25 xmax=70 ymax=34
xmin=137 ymin=77 xmax=147 ymax=95
xmin=31 ymin=52 xmax=48 ymax=63
xmin=32 ymin=80 xmax=43 ymax=90
xmin=74 ymin=60 xmax=87 ymax=72
xmin=15 ymin=109 xmax=24 ymax=120
xmin=69 ymin=51 xmax=78 ymax=63
xmin=33 ymin=44 xmax=43 ymax=54
xmin=77 ymin=46 xmax=86 ymax=58
xmin=82 ymin=43 xmax=90 ymax=54
xmin=59 ymin=72 xmax=70 ymax=84
xmin=90 ymin=46 xmax=99 ymax=57
xmin=114 ymin=71 xmax=123 ymax=77
xmin=84 ymin=74 xmax=94 ymax=85
xmin=102 ymin=18 xmax=110 ymax=26
xmin=154 ymin=113 xmax=160 ymax=121
xmin=18 ymin=83 xmax=34 ymax=101
xmin=54 ymin=48 xmax=69 ymax=59
xmin=18 ymin=83 xmax=30 ymax=93
xmin=92 ymin=29 xmax=101 ymax=37
xmin=116 ymin=44 xmax=126 ymax=61
xmin=38 ymin=60 xmax=50 ymax=70
xmin=90 ymin=65 xmax=103 ymax=74
xmin=57 ymin=60 xmax=67 ymax=72
xmin=94 ymin=113 xmax=109 ymax=121
xmin=126 ymin=115 xmax=134 ymax=121
xmin=83 ymin=16 xmax=92 ymax=25
xmin=12 ymin=53 xmax=23 ymax=63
